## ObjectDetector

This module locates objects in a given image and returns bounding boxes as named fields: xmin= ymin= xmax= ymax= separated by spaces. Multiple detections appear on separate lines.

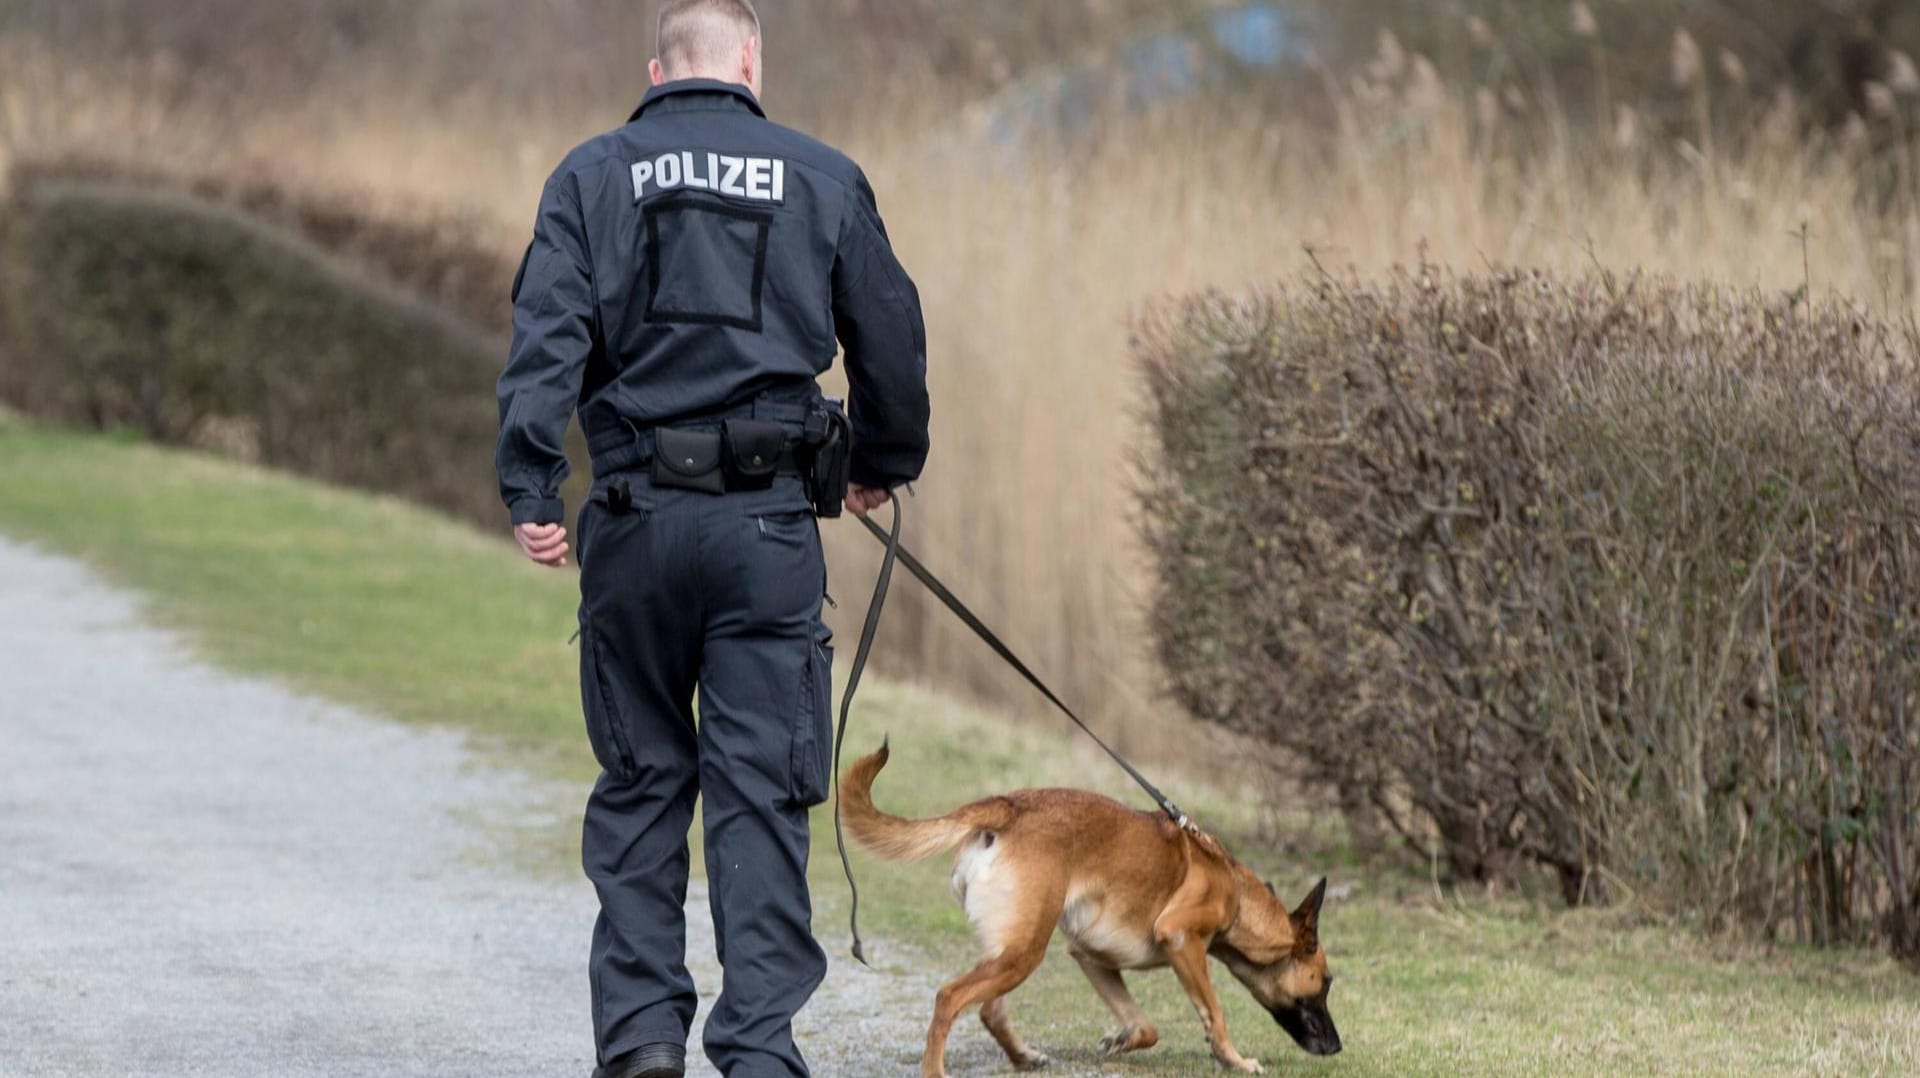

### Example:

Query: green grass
xmin=1 ymin=414 xmax=1915 ymax=1076
xmin=0 ymin=414 xmax=584 ymax=765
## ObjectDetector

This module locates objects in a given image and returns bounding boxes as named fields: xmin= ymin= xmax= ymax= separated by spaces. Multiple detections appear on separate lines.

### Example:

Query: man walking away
xmin=493 ymin=2 xmax=930 ymax=1075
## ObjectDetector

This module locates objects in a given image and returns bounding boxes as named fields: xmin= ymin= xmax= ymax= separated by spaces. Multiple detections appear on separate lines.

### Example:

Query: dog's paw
xmin=1232 ymin=1059 xmax=1264 ymax=1075
xmin=1012 ymin=1049 xmax=1051 ymax=1071
xmin=1099 ymin=1026 xmax=1158 ymax=1055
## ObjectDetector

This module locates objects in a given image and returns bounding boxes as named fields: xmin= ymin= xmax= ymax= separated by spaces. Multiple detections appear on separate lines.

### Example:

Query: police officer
xmin=494 ymin=1 xmax=929 ymax=1074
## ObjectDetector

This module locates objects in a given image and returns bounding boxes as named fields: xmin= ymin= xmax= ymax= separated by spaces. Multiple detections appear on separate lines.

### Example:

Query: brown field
xmin=6 ymin=4 xmax=1920 ymax=757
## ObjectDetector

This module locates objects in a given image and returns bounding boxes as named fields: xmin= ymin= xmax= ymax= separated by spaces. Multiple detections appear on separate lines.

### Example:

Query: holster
xmin=802 ymin=400 xmax=852 ymax=519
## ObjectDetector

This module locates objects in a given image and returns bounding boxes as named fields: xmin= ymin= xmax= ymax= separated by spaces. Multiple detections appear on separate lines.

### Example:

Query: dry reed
xmin=6 ymin=14 xmax=1920 ymax=759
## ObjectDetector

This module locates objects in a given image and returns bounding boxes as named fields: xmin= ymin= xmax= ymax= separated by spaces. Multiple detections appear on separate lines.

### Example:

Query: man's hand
xmin=847 ymin=484 xmax=892 ymax=517
xmin=515 ymin=523 xmax=571 ymax=567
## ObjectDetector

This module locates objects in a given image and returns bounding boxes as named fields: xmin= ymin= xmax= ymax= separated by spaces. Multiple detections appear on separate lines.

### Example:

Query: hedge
xmin=1138 ymin=268 xmax=1920 ymax=961
xmin=0 ymin=174 xmax=584 ymax=528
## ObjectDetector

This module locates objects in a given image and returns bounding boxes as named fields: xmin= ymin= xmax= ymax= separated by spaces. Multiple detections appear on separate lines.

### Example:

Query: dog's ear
xmin=1291 ymin=877 xmax=1328 ymax=938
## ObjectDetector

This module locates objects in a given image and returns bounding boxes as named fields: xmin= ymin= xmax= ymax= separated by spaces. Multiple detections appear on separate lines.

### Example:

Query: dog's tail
xmin=840 ymin=741 xmax=1016 ymax=862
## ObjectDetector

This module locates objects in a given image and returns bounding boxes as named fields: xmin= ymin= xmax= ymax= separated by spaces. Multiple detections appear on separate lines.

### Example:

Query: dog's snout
xmin=1273 ymin=998 xmax=1342 ymax=1056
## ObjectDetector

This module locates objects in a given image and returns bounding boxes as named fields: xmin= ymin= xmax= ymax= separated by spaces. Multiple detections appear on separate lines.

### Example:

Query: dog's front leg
xmin=1071 ymin=950 xmax=1159 ymax=1055
xmin=1164 ymin=936 xmax=1263 ymax=1074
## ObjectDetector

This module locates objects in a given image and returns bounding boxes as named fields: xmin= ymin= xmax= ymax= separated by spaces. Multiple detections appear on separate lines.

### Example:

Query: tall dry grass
xmin=7 ymin=16 xmax=1920 ymax=759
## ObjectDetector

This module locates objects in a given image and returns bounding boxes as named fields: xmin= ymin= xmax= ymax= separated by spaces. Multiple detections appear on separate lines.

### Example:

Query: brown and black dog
xmin=840 ymin=743 xmax=1341 ymax=1077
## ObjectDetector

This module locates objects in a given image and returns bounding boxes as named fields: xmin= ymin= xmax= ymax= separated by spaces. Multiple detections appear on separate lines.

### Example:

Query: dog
xmin=839 ymin=742 xmax=1341 ymax=1077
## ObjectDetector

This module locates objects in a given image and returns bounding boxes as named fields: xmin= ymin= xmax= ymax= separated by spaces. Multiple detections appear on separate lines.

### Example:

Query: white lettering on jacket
xmin=632 ymin=152 xmax=786 ymax=204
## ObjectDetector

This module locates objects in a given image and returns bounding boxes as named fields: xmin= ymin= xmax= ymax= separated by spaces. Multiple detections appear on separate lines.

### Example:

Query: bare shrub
xmin=1138 ymin=268 xmax=1920 ymax=961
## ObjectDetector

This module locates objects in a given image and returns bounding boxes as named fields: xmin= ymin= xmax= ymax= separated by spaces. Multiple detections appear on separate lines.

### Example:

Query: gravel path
xmin=0 ymin=536 xmax=939 ymax=1077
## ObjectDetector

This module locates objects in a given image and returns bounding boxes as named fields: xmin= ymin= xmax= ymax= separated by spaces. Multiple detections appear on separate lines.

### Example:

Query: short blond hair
xmin=656 ymin=0 xmax=761 ymax=77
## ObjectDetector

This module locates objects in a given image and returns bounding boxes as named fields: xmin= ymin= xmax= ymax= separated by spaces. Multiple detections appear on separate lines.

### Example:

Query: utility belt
xmin=590 ymin=398 xmax=851 ymax=519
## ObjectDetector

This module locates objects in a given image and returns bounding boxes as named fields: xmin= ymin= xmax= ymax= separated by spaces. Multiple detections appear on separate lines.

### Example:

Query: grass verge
xmin=0 ymin=415 xmax=1913 ymax=1076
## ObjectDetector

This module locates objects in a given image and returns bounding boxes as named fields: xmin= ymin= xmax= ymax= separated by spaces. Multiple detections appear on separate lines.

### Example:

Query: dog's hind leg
xmin=922 ymin=923 xmax=1053 ymax=1078
xmin=1070 ymin=950 xmax=1159 ymax=1055
xmin=980 ymin=995 xmax=1049 ymax=1070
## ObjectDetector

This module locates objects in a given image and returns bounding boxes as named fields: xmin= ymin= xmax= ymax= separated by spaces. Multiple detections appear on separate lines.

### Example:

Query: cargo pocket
xmin=578 ymin=609 xmax=637 ymax=778
xmin=789 ymin=638 xmax=834 ymax=807
xmin=756 ymin=509 xmax=818 ymax=548
xmin=644 ymin=195 xmax=773 ymax=332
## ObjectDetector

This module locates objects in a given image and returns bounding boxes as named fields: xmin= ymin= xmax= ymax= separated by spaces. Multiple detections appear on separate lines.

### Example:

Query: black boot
xmin=592 ymin=1044 xmax=687 ymax=1078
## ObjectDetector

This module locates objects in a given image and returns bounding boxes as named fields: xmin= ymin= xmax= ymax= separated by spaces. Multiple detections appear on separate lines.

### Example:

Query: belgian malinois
xmin=839 ymin=743 xmax=1341 ymax=1076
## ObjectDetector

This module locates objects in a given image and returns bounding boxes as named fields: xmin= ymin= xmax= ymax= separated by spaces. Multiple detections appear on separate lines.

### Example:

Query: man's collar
xmin=629 ymin=79 xmax=766 ymax=123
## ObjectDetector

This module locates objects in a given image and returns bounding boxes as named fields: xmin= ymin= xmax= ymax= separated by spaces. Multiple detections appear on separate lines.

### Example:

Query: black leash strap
xmin=854 ymin=514 xmax=1191 ymax=831
xmin=831 ymin=497 xmax=902 ymax=966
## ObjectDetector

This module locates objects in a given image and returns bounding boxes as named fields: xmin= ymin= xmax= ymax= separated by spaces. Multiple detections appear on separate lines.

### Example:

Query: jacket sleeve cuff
xmin=850 ymin=457 xmax=918 ymax=491
xmin=508 ymin=496 xmax=567 ymax=526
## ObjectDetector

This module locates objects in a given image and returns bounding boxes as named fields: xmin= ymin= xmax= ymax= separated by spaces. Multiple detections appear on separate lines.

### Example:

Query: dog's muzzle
xmin=1273 ymin=997 xmax=1343 ymax=1056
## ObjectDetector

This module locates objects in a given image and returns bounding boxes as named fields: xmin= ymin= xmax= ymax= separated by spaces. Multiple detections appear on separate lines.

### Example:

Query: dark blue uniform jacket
xmin=496 ymin=79 xmax=930 ymax=525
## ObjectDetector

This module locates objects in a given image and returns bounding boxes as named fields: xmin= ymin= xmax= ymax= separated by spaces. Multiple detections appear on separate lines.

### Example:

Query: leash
xmin=830 ymin=494 xmax=1192 ymax=964
xmin=854 ymin=513 xmax=1191 ymax=829
xmin=831 ymin=496 xmax=902 ymax=966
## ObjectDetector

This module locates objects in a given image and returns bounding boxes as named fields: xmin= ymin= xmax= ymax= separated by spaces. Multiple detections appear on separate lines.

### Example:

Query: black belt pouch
xmin=652 ymin=428 xmax=726 ymax=494
xmin=721 ymin=419 xmax=786 ymax=492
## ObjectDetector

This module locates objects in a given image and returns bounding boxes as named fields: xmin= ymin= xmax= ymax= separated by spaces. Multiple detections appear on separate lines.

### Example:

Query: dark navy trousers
xmin=575 ymin=473 xmax=833 ymax=1078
